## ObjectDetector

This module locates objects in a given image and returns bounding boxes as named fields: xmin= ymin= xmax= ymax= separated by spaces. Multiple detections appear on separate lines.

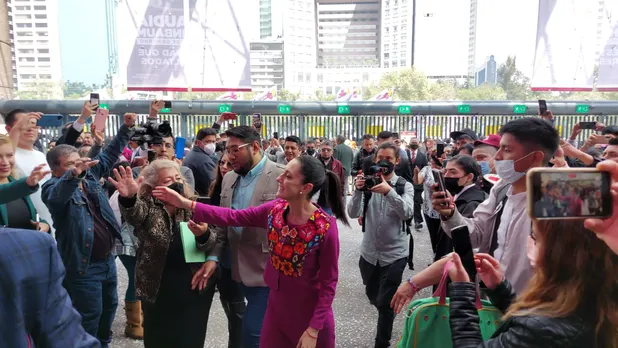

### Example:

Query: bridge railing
xmin=1 ymin=100 xmax=615 ymax=144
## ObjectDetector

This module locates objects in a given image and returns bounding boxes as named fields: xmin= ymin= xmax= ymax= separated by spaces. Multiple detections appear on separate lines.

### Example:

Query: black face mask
xmin=410 ymin=144 xmax=419 ymax=150
xmin=306 ymin=148 xmax=316 ymax=156
xmin=167 ymin=182 xmax=184 ymax=196
xmin=451 ymin=148 xmax=460 ymax=157
xmin=444 ymin=177 xmax=464 ymax=195
xmin=75 ymin=141 xmax=83 ymax=148
xmin=376 ymin=160 xmax=395 ymax=175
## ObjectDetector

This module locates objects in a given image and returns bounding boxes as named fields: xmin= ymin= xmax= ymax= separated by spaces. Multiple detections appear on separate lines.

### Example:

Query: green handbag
xmin=397 ymin=261 xmax=503 ymax=348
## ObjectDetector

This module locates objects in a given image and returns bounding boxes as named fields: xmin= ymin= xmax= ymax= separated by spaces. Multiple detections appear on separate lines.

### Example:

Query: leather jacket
xmin=448 ymin=281 xmax=596 ymax=348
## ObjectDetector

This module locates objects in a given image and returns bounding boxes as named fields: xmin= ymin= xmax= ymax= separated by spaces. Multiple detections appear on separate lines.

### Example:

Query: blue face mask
xmin=478 ymin=161 xmax=491 ymax=176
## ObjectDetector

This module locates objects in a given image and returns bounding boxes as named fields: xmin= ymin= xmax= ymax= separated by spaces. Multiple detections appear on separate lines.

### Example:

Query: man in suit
xmin=407 ymin=137 xmax=428 ymax=230
xmin=193 ymin=126 xmax=284 ymax=348
xmin=0 ymin=227 xmax=100 ymax=348
xmin=276 ymin=135 xmax=302 ymax=165
xmin=183 ymin=127 xmax=217 ymax=196
xmin=334 ymin=135 xmax=354 ymax=197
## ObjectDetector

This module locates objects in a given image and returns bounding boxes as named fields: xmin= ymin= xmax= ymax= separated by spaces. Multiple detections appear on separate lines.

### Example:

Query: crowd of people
xmin=0 ymin=100 xmax=617 ymax=348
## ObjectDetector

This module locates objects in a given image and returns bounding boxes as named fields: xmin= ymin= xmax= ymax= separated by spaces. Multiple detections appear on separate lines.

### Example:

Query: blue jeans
xmin=118 ymin=255 xmax=137 ymax=302
xmin=64 ymin=254 xmax=118 ymax=348
xmin=240 ymin=284 xmax=269 ymax=348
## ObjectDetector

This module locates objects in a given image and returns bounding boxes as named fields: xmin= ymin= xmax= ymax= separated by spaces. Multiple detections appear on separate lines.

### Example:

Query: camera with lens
xmin=130 ymin=120 xmax=173 ymax=145
xmin=363 ymin=165 xmax=387 ymax=190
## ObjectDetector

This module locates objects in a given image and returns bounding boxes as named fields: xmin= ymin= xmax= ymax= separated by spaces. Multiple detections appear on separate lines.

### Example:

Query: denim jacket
xmin=42 ymin=124 xmax=133 ymax=275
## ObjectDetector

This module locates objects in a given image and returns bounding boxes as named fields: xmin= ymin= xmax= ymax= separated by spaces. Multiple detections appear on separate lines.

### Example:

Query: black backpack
xmin=361 ymin=177 xmax=408 ymax=233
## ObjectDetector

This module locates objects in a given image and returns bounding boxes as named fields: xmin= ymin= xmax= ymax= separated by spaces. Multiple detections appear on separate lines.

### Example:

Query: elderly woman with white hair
xmin=110 ymin=159 xmax=218 ymax=348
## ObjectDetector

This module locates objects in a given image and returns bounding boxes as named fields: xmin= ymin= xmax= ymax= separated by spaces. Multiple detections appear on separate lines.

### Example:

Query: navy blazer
xmin=0 ymin=228 xmax=100 ymax=348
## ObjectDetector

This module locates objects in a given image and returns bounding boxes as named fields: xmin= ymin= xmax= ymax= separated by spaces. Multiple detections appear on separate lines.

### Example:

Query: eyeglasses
xmin=321 ymin=148 xmax=332 ymax=153
xmin=225 ymin=143 xmax=250 ymax=156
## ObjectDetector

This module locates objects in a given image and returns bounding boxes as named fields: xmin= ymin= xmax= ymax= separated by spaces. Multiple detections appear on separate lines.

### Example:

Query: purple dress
xmin=194 ymin=199 xmax=339 ymax=347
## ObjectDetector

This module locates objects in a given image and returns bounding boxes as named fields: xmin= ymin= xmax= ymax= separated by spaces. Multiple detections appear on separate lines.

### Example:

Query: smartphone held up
xmin=527 ymin=168 xmax=612 ymax=220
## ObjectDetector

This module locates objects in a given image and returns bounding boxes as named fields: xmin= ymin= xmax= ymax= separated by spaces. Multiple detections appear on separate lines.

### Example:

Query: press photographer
xmin=347 ymin=142 xmax=414 ymax=348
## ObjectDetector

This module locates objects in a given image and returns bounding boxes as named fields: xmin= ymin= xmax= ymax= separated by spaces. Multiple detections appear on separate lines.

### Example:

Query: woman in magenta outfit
xmin=153 ymin=155 xmax=349 ymax=348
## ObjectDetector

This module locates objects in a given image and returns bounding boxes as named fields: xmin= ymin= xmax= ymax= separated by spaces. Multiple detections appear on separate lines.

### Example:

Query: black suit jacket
xmin=56 ymin=125 xmax=82 ymax=147
xmin=400 ymin=149 xmax=427 ymax=189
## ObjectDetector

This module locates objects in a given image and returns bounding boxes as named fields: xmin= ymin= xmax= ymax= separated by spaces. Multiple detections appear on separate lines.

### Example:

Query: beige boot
xmin=124 ymin=300 xmax=144 ymax=340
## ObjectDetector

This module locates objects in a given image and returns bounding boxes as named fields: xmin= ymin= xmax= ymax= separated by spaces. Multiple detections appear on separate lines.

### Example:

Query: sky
xmin=58 ymin=0 xmax=109 ymax=86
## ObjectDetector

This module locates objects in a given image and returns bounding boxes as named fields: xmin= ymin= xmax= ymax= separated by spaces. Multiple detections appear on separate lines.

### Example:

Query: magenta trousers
xmin=259 ymin=293 xmax=335 ymax=347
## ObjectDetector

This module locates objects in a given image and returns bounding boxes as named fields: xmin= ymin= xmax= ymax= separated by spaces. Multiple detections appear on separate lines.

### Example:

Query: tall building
xmin=7 ymin=0 xmax=62 ymax=95
xmin=413 ymin=0 xmax=472 ymax=81
xmin=315 ymin=0 xmax=381 ymax=68
xmin=381 ymin=0 xmax=414 ymax=69
xmin=280 ymin=0 xmax=317 ymax=92
xmin=475 ymin=55 xmax=497 ymax=86
xmin=250 ymin=39 xmax=284 ymax=92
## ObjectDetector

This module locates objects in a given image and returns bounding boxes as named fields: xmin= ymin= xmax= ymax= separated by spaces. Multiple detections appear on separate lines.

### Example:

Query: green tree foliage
xmin=62 ymin=80 xmax=93 ymax=99
xmin=15 ymin=81 xmax=59 ymax=100
xmin=314 ymin=89 xmax=335 ymax=101
xmin=277 ymin=89 xmax=301 ymax=101
xmin=497 ymin=56 xmax=530 ymax=100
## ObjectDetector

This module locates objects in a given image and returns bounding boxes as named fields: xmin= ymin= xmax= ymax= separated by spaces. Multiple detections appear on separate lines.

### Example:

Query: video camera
xmin=363 ymin=165 xmax=387 ymax=190
xmin=130 ymin=120 xmax=172 ymax=146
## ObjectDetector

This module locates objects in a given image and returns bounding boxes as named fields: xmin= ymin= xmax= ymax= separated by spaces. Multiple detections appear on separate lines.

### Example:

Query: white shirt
xmin=14 ymin=147 xmax=55 ymax=233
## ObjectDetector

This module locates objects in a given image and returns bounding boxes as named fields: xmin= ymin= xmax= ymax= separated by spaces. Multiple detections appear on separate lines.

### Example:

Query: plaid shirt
xmin=0 ymin=228 xmax=100 ymax=347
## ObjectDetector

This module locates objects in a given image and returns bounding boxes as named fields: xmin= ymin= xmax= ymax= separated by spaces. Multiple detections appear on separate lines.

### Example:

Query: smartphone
xmin=90 ymin=93 xmax=100 ymax=110
xmin=273 ymin=132 xmax=279 ymax=139
xmin=175 ymin=137 xmax=186 ymax=160
xmin=432 ymin=168 xmax=448 ymax=206
xmin=527 ymin=168 xmax=612 ymax=220
xmin=451 ymin=225 xmax=477 ymax=280
xmin=538 ymin=99 xmax=548 ymax=116
xmin=579 ymin=121 xmax=597 ymax=130
xmin=164 ymin=100 xmax=172 ymax=109
xmin=147 ymin=149 xmax=156 ymax=163
xmin=252 ymin=113 xmax=262 ymax=128
xmin=93 ymin=107 xmax=109 ymax=130
xmin=437 ymin=143 xmax=445 ymax=157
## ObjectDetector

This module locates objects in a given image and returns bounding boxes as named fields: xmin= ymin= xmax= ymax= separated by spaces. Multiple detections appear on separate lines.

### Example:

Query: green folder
xmin=179 ymin=222 xmax=207 ymax=263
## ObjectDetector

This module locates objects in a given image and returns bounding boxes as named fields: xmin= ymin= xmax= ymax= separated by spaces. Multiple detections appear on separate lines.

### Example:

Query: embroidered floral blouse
xmin=193 ymin=199 xmax=340 ymax=330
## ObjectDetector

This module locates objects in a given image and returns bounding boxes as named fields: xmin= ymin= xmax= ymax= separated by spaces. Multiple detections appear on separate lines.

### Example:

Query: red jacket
xmin=321 ymin=157 xmax=345 ymax=196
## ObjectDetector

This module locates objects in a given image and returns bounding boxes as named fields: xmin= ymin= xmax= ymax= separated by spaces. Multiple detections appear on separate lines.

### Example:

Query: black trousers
xmin=413 ymin=189 xmax=424 ymax=224
xmin=217 ymin=266 xmax=246 ymax=348
xmin=359 ymin=256 xmax=407 ymax=348
xmin=424 ymin=213 xmax=442 ymax=255
xmin=142 ymin=267 xmax=216 ymax=348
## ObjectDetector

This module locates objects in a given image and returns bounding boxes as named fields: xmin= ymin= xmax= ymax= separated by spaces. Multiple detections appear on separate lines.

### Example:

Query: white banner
xmin=597 ymin=2 xmax=618 ymax=91
xmin=117 ymin=0 xmax=257 ymax=91
xmin=531 ymin=0 xmax=598 ymax=91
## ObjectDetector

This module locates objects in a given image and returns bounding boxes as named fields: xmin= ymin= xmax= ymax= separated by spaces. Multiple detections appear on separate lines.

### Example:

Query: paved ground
xmin=110 ymin=215 xmax=434 ymax=348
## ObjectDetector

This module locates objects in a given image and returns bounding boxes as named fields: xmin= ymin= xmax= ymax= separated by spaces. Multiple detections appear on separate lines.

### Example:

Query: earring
xmin=299 ymin=191 xmax=303 ymax=195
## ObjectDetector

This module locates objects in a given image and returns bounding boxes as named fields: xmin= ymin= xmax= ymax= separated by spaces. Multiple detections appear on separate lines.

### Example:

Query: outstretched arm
xmin=192 ymin=200 xmax=272 ymax=230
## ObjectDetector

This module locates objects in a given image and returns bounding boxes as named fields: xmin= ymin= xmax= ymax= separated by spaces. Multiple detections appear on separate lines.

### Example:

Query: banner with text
xmin=597 ymin=2 xmax=618 ymax=91
xmin=531 ymin=0 xmax=597 ymax=91
xmin=118 ymin=0 xmax=257 ymax=91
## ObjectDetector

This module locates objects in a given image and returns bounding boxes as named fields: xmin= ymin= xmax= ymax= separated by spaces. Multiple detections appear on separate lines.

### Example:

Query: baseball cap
xmin=474 ymin=134 xmax=501 ymax=149
xmin=450 ymin=128 xmax=478 ymax=141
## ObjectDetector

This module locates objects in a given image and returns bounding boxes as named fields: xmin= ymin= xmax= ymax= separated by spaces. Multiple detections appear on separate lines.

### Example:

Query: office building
xmin=7 ymin=0 xmax=62 ymax=95
xmin=315 ymin=0 xmax=381 ymax=68
xmin=280 ymin=0 xmax=317 ymax=92
xmin=475 ymin=55 xmax=497 ymax=86
xmin=381 ymin=0 xmax=413 ymax=69
xmin=413 ymin=0 xmax=472 ymax=81
xmin=250 ymin=39 xmax=284 ymax=92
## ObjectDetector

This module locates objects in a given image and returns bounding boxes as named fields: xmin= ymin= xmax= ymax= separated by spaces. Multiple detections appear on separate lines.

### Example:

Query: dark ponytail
xmin=298 ymin=155 xmax=350 ymax=226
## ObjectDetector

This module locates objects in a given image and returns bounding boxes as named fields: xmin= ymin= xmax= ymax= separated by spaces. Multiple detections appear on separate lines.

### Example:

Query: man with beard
xmin=449 ymin=128 xmax=478 ymax=155
xmin=193 ymin=126 xmax=284 ymax=348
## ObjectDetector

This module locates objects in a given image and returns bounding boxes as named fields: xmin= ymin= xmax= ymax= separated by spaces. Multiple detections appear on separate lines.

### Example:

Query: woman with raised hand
xmin=152 ymin=154 xmax=348 ymax=348
xmin=109 ymin=160 xmax=218 ymax=348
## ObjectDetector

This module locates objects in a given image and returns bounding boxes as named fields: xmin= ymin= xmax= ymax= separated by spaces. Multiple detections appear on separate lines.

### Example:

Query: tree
xmin=278 ymin=89 xmax=301 ymax=101
xmin=456 ymin=84 xmax=507 ymax=100
xmin=429 ymin=79 xmax=458 ymax=100
xmin=63 ymin=80 xmax=92 ymax=99
xmin=313 ymin=89 xmax=335 ymax=101
xmin=367 ymin=68 xmax=432 ymax=100
xmin=15 ymin=81 xmax=60 ymax=100
xmin=497 ymin=56 xmax=530 ymax=100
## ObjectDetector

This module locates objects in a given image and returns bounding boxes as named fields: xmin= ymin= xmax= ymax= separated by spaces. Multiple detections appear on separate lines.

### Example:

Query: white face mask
xmin=493 ymin=152 xmax=536 ymax=184
xmin=526 ymin=235 xmax=539 ymax=267
xmin=203 ymin=143 xmax=216 ymax=155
